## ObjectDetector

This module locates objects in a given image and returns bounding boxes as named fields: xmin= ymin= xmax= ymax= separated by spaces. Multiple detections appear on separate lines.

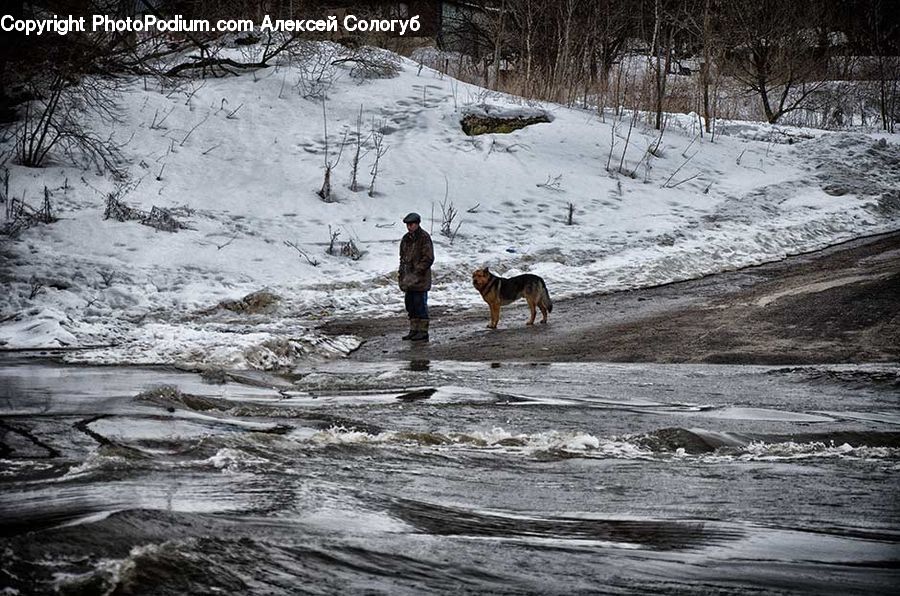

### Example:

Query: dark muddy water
xmin=1 ymin=356 xmax=898 ymax=594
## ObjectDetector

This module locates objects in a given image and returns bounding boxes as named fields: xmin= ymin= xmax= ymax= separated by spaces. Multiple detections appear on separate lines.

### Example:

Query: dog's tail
xmin=541 ymin=280 xmax=553 ymax=313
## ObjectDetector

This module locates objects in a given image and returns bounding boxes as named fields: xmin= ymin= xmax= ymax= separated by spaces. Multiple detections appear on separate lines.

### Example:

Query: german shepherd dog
xmin=472 ymin=267 xmax=553 ymax=329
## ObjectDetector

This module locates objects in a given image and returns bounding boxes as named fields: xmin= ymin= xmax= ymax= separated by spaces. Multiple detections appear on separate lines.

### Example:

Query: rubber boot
xmin=411 ymin=319 xmax=429 ymax=342
xmin=401 ymin=318 xmax=417 ymax=341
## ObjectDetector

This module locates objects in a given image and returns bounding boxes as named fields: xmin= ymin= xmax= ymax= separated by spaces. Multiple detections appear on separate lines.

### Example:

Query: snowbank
xmin=1 ymin=45 xmax=897 ymax=367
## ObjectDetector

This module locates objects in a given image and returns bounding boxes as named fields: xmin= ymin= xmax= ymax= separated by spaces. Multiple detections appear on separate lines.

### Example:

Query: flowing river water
xmin=1 ymin=355 xmax=898 ymax=594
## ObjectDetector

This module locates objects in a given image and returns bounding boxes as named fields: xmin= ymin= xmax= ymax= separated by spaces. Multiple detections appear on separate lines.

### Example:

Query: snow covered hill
xmin=1 ymin=44 xmax=898 ymax=368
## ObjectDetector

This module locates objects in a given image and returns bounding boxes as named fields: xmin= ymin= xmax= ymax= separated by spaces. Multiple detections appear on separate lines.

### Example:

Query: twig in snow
xmin=667 ymin=172 xmax=701 ymax=188
xmin=284 ymin=240 xmax=320 ymax=266
xmin=28 ymin=277 xmax=45 ymax=300
xmin=681 ymin=134 xmax=699 ymax=158
xmin=180 ymin=113 xmax=210 ymax=146
xmin=150 ymin=106 xmax=175 ymax=130
xmin=566 ymin=202 xmax=575 ymax=225
xmin=99 ymin=270 xmax=116 ymax=287
xmin=606 ymin=117 xmax=617 ymax=172
xmin=183 ymin=80 xmax=206 ymax=107
xmin=663 ymin=152 xmax=696 ymax=188
xmin=216 ymin=234 xmax=238 ymax=250
xmin=536 ymin=174 xmax=563 ymax=192
xmin=439 ymin=177 xmax=462 ymax=242
xmin=617 ymin=106 xmax=638 ymax=174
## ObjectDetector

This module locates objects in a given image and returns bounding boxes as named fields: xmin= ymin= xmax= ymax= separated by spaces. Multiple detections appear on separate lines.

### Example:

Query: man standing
xmin=399 ymin=212 xmax=434 ymax=342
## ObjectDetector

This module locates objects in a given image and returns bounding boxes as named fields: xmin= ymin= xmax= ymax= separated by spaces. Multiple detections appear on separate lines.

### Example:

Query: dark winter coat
xmin=399 ymin=227 xmax=434 ymax=292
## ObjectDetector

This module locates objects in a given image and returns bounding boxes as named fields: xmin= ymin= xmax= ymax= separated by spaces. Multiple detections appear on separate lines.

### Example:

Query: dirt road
xmin=321 ymin=231 xmax=900 ymax=364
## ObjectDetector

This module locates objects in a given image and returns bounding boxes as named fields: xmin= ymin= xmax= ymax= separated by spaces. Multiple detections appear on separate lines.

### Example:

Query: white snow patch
xmin=459 ymin=102 xmax=553 ymax=121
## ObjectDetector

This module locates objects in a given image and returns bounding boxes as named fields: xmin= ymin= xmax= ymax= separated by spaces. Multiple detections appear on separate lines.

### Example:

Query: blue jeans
xmin=404 ymin=291 xmax=429 ymax=320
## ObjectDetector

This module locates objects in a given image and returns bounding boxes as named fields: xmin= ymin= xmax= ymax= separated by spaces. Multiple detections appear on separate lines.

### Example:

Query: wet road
xmin=324 ymin=230 xmax=900 ymax=364
xmin=1 ymin=356 xmax=898 ymax=594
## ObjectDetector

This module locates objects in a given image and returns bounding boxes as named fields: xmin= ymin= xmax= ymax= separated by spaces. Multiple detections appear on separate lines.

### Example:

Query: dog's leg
xmin=539 ymin=303 xmax=548 ymax=324
xmin=489 ymin=304 xmax=500 ymax=329
xmin=526 ymin=297 xmax=536 ymax=325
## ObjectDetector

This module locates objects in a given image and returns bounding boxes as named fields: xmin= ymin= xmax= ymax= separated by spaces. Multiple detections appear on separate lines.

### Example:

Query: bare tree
xmin=333 ymin=46 xmax=401 ymax=81
xmin=368 ymin=119 xmax=388 ymax=198
xmin=14 ymin=72 xmax=125 ymax=175
xmin=594 ymin=1 xmax=634 ymax=112
xmin=295 ymin=43 xmax=341 ymax=99
xmin=647 ymin=0 xmax=698 ymax=130
xmin=720 ymin=0 xmax=832 ymax=123
xmin=508 ymin=0 xmax=540 ymax=96
xmin=439 ymin=177 xmax=462 ymax=241
xmin=861 ymin=0 xmax=900 ymax=132
xmin=317 ymin=98 xmax=347 ymax=202
xmin=348 ymin=106 xmax=369 ymax=192
xmin=697 ymin=0 xmax=715 ymax=134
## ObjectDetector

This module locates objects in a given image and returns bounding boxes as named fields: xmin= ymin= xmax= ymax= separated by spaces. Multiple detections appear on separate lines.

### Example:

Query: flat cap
xmin=403 ymin=212 xmax=421 ymax=224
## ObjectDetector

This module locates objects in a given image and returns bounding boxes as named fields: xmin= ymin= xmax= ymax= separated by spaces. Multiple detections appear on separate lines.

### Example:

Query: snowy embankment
xmin=1 ymin=44 xmax=898 ymax=368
